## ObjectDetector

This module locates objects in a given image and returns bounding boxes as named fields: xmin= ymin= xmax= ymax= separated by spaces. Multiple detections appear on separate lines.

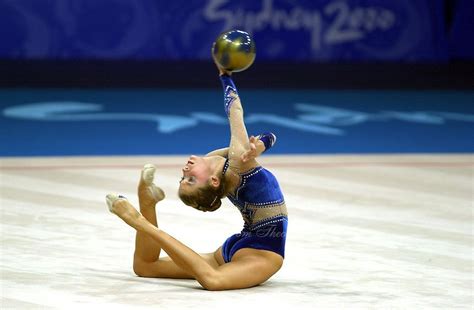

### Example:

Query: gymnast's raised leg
xmin=120 ymin=164 xmax=221 ymax=279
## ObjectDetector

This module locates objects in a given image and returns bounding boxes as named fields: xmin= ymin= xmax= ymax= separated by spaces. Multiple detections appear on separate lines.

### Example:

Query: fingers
xmin=241 ymin=149 xmax=251 ymax=162
xmin=241 ymin=135 xmax=259 ymax=163
xmin=217 ymin=66 xmax=232 ymax=76
xmin=241 ymin=143 xmax=257 ymax=163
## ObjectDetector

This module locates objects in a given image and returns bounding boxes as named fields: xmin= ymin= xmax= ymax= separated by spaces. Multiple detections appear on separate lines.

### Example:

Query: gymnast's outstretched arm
xmin=218 ymin=70 xmax=278 ymax=170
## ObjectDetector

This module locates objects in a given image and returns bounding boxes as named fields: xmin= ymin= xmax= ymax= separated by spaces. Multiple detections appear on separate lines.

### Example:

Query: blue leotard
xmin=221 ymin=163 xmax=288 ymax=263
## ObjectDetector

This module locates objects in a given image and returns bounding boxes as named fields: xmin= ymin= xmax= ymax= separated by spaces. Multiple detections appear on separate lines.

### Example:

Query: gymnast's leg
xmin=106 ymin=196 xmax=283 ymax=290
xmin=132 ymin=165 xmax=164 ymax=270
xmin=126 ymin=165 xmax=220 ymax=279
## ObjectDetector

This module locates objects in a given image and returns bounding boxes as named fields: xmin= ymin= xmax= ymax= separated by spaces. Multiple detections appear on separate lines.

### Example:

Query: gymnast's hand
xmin=240 ymin=136 xmax=259 ymax=163
xmin=218 ymin=67 xmax=232 ymax=77
xmin=214 ymin=58 xmax=232 ymax=76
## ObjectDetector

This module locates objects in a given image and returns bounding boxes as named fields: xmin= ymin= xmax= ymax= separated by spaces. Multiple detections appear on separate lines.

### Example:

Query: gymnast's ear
xmin=210 ymin=175 xmax=220 ymax=188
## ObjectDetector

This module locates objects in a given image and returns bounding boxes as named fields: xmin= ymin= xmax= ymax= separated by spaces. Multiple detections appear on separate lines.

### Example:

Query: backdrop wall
xmin=1 ymin=0 xmax=460 ymax=62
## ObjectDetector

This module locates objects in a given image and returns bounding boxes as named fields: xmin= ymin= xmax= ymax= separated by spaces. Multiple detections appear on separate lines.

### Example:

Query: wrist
xmin=256 ymin=132 xmax=277 ymax=153
xmin=220 ymin=75 xmax=239 ymax=117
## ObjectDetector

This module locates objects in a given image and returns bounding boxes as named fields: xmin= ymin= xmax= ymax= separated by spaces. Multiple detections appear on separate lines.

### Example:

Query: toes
xmin=138 ymin=164 xmax=165 ymax=203
xmin=106 ymin=194 xmax=127 ymax=213
xmin=141 ymin=164 xmax=156 ymax=185
xmin=106 ymin=194 xmax=118 ymax=212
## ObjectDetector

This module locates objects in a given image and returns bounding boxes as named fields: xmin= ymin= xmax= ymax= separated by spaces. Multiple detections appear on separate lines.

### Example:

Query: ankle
xmin=139 ymin=200 xmax=157 ymax=210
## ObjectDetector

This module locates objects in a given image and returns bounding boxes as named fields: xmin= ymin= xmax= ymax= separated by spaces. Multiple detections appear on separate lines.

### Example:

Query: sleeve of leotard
xmin=256 ymin=132 xmax=277 ymax=153
xmin=219 ymin=74 xmax=239 ymax=117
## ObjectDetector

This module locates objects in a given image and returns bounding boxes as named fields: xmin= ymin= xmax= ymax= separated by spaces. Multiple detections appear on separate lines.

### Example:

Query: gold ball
xmin=212 ymin=30 xmax=256 ymax=73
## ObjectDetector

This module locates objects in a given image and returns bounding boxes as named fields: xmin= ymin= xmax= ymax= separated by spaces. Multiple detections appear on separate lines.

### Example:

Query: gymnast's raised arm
xmin=217 ymin=67 xmax=279 ymax=170
xmin=218 ymin=72 xmax=251 ymax=168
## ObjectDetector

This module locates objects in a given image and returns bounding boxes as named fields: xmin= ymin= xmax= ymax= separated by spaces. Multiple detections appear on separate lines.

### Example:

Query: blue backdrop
xmin=449 ymin=0 xmax=474 ymax=59
xmin=0 ymin=0 xmax=453 ymax=61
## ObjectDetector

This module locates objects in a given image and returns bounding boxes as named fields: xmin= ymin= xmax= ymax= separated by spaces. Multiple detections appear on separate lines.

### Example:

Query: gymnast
xmin=106 ymin=64 xmax=288 ymax=290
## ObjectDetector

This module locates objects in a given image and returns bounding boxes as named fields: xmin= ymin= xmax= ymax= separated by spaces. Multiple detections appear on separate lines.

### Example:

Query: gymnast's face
xmin=178 ymin=155 xmax=223 ymax=211
xmin=179 ymin=155 xmax=211 ymax=191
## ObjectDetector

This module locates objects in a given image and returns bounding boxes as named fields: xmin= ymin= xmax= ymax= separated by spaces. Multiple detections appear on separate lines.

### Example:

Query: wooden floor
xmin=0 ymin=154 xmax=472 ymax=309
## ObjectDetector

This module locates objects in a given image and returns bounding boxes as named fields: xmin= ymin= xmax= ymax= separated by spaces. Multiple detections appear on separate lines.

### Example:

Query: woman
xmin=106 ymin=66 xmax=288 ymax=290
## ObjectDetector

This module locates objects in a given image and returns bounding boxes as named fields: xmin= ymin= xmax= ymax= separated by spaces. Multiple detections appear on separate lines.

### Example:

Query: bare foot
xmin=106 ymin=194 xmax=143 ymax=228
xmin=138 ymin=164 xmax=165 ymax=208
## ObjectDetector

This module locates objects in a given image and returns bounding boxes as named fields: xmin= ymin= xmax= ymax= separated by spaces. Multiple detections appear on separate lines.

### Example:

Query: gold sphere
xmin=212 ymin=30 xmax=256 ymax=72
